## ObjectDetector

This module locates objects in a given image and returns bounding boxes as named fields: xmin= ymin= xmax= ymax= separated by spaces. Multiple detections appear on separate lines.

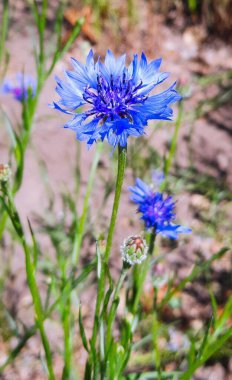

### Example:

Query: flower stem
xmin=1 ymin=185 xmax=55 ymax=380
xmin=87 ymin=145 xmax=127 ymax=378
xmin=105 ymin=145 xmax=127 ymax=263
xmin=61 ymin=295 xmax=72 ymax=380
xmin=72 ymin=143 xmax=103 ymax=266
xmin=0 ymin=0 xmax=9 ymax=69
xmin=106 ymin=268 xmax=127 ymax=350
xmin=131 ymin=229 xmax=156 ymax=316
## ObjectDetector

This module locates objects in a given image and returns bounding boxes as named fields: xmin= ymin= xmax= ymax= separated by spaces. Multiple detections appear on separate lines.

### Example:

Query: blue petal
xmin=157 ymin=224 xmax=191 ymax=239
xmin=132 ymin=83 xmax=182 ymax=123
xmin=0 ymin=79 xmax=12 ymax=94
xmin=51 ymin=101 xmax=74 ymax=115
xmin=129 ymin=178 xmax=152 ymax=203
xmin=64 ymin=113 xmax=87 ymax=130
xmin=70 ymin=56 xmax=98 ymax=89
xmin=103 ymin=50 xmax=127 ymax=80
xmin=55 ymin=75 xmax=85 ymax=110
xmin=76 ymin=119 xmax=99 ymax=141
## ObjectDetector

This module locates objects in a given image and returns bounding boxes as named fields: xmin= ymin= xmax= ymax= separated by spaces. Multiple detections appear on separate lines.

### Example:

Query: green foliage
xmin=0 ymin=1 xmax=232 ymax=379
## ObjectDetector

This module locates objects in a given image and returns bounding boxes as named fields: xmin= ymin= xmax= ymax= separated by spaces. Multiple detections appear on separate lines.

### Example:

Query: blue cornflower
xmin=1 ymin=74 xmax=37 ymax=102
xmin=129 ymin=178 xmax=191 ymax=239
xmin=52 ymin=50 xmax=181 ymax=148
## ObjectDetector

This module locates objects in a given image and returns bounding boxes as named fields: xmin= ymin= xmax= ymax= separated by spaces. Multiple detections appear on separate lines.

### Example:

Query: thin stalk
xmin=1 ymin=185 xmax=55 ymax=380
xmin=0 ymin=0 xmax=9 ymax=68
xmin=90 ymin=260 xmax=105 ymax=372
xmin=105 ymin=145 xmax=127 ymax=262
xmin=131 ymin=229 xmax=156 ymax=316
xmin=106 ymin=268 xmax=127 ymax=350
xmin=153 ymin=312 xmax=161 ymax=380
xmin=24 ymin=243 xmax=55 ymax=380
xmin=59 ymin=255 xmax=72 ymax=380
xmin=45 ymin=18 xmax=84 ymax=79
xmin=72 ymin=143 xmax=103 ymax=265
xmin=36 ymin=0 xmax=47 ymax=91
xmin=0 ymin=0 xmax=83 ymax=239
xmin=61 ymin=297 xmax=72 ymax=380
xmin=88 ymin=146 xmax=127 ymax=377
xmin=0 ymin=259 xmax=97 ymax=374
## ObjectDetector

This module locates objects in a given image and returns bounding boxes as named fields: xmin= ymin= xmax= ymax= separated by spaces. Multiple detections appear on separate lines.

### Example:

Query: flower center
xmin=144 ymin=194 xmax=175 ymax=226
xmin=13 ymin=87 xmax=24 ymax=99
xmin=83 ymin=73 xmax=147 ymax=121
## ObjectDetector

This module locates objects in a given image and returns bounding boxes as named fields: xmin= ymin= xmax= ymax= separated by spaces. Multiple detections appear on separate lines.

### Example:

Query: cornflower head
xmin=1 ymin=73 xmax=37 ymax=102
xmin=129 ymin=178 xmax=191 ymax=239
xmin=52 ymin=50 xmax=181 ymax=148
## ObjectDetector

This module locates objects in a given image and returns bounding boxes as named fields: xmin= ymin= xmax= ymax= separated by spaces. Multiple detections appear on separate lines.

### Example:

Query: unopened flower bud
xmin=120 ymin=235 xmax=148 ymax=266
xmin=0 ymin=164 xmax=11 ymax=183
xmin=116 ymin=344 xmax=125 ymax=355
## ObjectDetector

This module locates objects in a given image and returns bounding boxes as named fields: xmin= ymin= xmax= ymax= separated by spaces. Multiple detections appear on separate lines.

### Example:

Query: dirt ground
xmin=0 ymin=1 xmax=232 ymax=379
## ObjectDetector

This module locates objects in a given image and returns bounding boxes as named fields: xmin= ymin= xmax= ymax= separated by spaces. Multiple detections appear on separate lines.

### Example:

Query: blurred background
xmin=0 ymin=1 xmax=232 ymax=379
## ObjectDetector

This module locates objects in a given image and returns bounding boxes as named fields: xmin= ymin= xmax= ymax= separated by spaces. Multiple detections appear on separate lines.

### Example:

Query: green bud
xmin=120 ymin=235 xmax=148 ymax=266
xmin=0 ymin=164 xmax=11 ymax=183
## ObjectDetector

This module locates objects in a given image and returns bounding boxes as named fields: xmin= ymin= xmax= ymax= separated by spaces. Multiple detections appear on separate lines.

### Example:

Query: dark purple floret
xmin=1 ymin=74 xmax=37 ymax=102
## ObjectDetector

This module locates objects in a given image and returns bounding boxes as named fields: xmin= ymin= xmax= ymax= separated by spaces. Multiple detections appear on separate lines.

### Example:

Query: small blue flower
xmin=1 ymin=74 xmax=37 ymax=102
xmin=129 ymin=178 xmax=191 ymax=239
xmin=52 ymin=50 xmax=181 ymax=148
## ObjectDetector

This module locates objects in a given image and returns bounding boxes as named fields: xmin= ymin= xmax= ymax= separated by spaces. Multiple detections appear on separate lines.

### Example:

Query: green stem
xmin=0 ymin=259 xmax=97 ymax=375
xmin=105 ymin=145 xmax=127 ymax=262
xmin=72 ymin=143 xmax=103 ymax=265
xmin=106 ymin=268 xmax=127 ymax=350
xmin=90 ymin=260 xmax=105 ymax=376
xmin=131 ymin=229 xmax=156 ymax=316
xmin=88 ymin=146 xmax=127 ymax=378
xmin=61 ymin=297 xmax=72 ymax=380
xmin=59 ymin=256 xmax=72 ymax=380
xmin=0 ymin=0 xmax=9 ymax=69
xmin=24 ymin=244 xmax=55 ymax=380
xmin=36 ymin=0 xmax=47 ymax=90
xmin=2 ymin=185 xmax=55 ymax=380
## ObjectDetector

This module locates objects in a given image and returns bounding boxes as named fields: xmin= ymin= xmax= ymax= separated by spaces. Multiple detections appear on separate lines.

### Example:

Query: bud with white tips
xmin=120 ymin=235 xmax=148 ymax=266
xmin=0 ymin=164 xmax=11 ymax=183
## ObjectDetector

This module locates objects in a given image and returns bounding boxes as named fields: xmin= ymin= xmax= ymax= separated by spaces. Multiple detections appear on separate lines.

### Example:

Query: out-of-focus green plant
xmin=0 ymin=179 xmax=55 ymax=380
xmin=0 ymin=0 xmax=84 ymax=238
xmin=156 ymin=0 xmax=232 ymax=38
xmin=0 ymin=4 xmax=232 ymax=379
xmin=0 ymin=0 xmax=9 ymax=77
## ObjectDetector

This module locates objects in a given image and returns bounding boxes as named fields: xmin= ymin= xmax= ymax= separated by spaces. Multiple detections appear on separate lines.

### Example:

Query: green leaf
xmin=158 ymin=247 xmax=229 ymax=310
xmin=101 ymin=265 xmax=114 ymax=320
xmin=27 ymin=218 xmax=40 ymax=269
xmin=210 ymin=291 xmax=218 ymax=328
xmin=196 ymin=316 xmax=213 ymax=360
xmin=79 ymin=305 xmax=89 ymax=353
xmin=215 ymin=296 xmax=232 ymax=332
xmin=96 ymin=240 xmax=102 ymax=279
xmin=179 ymin=327 xmax=232 ymax=380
